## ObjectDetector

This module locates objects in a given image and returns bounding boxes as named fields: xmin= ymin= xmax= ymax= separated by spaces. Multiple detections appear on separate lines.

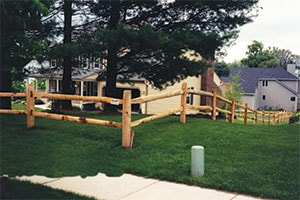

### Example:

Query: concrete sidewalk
xmin=16 ymin=173 xmax=269 ymax=200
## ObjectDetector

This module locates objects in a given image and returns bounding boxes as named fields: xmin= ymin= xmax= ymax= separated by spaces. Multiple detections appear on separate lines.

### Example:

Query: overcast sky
xmin=223 ymin=0 xmax=300 ymax=63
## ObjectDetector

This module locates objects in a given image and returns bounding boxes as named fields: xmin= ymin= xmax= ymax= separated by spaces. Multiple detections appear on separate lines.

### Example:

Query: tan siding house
xmin=146 ymin=76 xmax=201 ymax=114
xmin=97 ymin=76 xmax=202 ymax=114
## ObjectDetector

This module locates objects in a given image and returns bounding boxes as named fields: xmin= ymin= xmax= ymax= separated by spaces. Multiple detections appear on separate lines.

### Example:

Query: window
xmin=186 ymin=87 xmax=194 ymax=105
xmin=290 ymin=97 xmax=296 ymax=101
xmin=94 ymin=58 xmax=102 ymax=69
xmin=83 ymin=82 xmax=98 ymax=96
xmin=262 ymin=95 xmax=266 ymax=100
xmin=262 ymin=80 xmax=268 ymax=87
xmin=51 ymin=60 xmax=56 ymax=68
xmin=49 ymin=80 xmax=57 ymax=92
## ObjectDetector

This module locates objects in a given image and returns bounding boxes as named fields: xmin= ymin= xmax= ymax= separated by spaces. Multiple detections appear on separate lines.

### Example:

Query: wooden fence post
xmin=268 ymin=112 xmax=271 ymax=125
xmin=211 ymin=89 xmax=217 ymax=121
xmin=229 ymin=98 xmax=235 ymax=123
xmin=180 ymin=82 xmax=187 ymax=123
xmin=122 ymin=90 xmax=131 ymax=148
xmin=262 ymin=111 xmax=265 ymax=125
xmin=254 ymin=110 xmax=257 ymax=125
xmin=273 ymin=113 xmax=275 ymax=124
xmin=26 ymin=85 xmax=35 ymax=128
xmin=244 ymin=103 xmax=248 ymax=124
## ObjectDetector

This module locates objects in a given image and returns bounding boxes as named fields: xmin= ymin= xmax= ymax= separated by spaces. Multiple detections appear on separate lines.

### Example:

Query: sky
xmin=223 ymin=0 xmax=300 ymax=63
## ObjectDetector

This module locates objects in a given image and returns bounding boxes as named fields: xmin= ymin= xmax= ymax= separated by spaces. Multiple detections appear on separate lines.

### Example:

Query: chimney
xmin=287 ymin=63 xmax=296 ymax=76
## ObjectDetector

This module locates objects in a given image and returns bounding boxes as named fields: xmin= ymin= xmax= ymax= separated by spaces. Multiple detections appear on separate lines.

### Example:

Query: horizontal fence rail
xmin=0 ymin=83 xmax=293 ymax=148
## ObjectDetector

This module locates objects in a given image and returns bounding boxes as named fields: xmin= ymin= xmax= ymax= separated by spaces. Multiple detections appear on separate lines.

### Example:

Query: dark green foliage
xmin=1 ymin=112 xmax=299 ymax=200
xmin=289 ymin=115 xmax=299 ymax=124
xmin=0 ymin=0 xmax=54 ymax=108
xmin=11 ymin=80 xmax=26 ymax=93
xmin=82 ymin=0 xmax=260 ymax=94
xmin=215 ymin=61 xmax=230 ymax=77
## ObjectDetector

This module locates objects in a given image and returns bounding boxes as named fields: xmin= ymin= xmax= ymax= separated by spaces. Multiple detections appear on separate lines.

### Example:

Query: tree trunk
xmin=0 ymin=68 xmax=12 ymax=109
xmin=61 ymin=0 xmax=73 ymax=110
xmin=104 ymin=1 xmax=120 ymax=112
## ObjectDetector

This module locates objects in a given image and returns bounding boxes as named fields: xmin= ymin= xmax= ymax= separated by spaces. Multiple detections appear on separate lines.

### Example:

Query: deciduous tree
xmin=241 ymin=40 xmax=299 ymax=68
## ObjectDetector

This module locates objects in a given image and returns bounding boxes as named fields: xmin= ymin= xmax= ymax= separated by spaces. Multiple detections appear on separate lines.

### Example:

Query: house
xmin=221 ymin=65 xmax=300 ymax=112
xmin=26 ymin=58 xmax=103 ymax=97
xmin=27 ymin=54 xmax=223 ymax=114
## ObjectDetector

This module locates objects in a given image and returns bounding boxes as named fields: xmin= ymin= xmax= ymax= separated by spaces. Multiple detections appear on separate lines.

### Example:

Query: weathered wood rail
xmin=0 ymin=83 xmax=293 ymax=148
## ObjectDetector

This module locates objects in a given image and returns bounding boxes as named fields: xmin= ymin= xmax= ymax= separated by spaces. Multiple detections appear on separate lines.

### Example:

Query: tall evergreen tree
xmin=0 ymin=0 xmax=53 ymax=109
xmin=85 ymin=0 xmax=259 ymax=104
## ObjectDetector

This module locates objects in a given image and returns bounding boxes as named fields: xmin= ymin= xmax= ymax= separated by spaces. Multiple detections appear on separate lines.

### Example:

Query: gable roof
xmin=222 ymin=67 xmax=299 ymax=94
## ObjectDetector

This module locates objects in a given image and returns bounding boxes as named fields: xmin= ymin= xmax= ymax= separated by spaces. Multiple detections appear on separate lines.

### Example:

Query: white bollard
xmin=191 ymin=146 xmax=204 ymax=176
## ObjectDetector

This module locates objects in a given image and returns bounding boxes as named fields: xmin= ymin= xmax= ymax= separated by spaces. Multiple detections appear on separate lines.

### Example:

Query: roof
xmin=28 ymin=68 xmax=102 ymax=81
xmin=222 ymin=67 xmax=299 ymax=94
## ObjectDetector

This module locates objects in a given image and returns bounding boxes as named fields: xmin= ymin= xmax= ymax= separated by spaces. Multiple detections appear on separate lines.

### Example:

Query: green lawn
xmin=0 ymin=109 xmax=299 ymax=200
xmin=0 ymin=177 xmax=96 ymax=200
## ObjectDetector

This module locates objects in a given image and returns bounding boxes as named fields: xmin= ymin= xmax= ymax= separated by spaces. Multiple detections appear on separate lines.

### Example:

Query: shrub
xmin=289 ymin=115 xmax=299 ymax=124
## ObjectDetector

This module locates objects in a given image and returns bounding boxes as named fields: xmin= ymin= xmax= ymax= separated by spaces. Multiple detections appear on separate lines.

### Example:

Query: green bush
xmin=289 ymin=115 xmax=299 ymax=124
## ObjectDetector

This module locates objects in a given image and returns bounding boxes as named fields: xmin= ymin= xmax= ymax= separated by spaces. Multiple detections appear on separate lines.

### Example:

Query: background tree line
xmin=215 ymin=40 xmax=300 ymax=77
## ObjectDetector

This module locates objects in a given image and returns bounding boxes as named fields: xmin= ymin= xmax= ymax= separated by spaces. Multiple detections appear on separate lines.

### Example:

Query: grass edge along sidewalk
xmin=0 ymin=113 xmax=299 ymax=200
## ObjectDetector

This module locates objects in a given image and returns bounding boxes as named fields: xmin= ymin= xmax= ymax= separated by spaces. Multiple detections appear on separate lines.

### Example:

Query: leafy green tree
xmin=240 ymin=40 xmax=300 ymax=68
xmin=0 ymin=0 xmax=53 ymax=109
xmin=11 ymin=80 xmax=26 ymax=93
xmin=241 ymin=40 xmax=278 ymax=68
xmin=225 ymin=73 xmax=244 ymax=104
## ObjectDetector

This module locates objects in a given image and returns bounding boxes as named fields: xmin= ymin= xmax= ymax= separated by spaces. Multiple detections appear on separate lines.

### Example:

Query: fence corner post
xmin=122 ymin=90 xmax=132 ymax=148
xmin=26 ymin=85 xmax=35 ymax=128
xmin=180 ymin=82 xmax=187 ymax=123
xmin=211 ymin=89 xmax=217 ymax=121
xmin=229 ymin=98 xmax=235 ymax=123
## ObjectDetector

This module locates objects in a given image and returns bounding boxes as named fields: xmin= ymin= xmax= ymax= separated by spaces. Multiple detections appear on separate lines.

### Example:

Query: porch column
xmin=80 ymin=81 xmax=84 ymax=109
xmin=46 ymin=79 xmax=49 ymax=93
xmin=56 ymin=80 xmax=59 ymax=92
xmin=80 ymin=81 xmax=84 ymax=96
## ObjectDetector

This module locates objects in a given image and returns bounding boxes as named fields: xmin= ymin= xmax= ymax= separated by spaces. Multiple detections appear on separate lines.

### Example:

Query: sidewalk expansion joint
xmin=118 ymin=180 xmax=160 ymax=200
xmin=41 ymin=178 xmax=61 ymax=185
xmin=230 ymin=194 xmax=239 ymax=200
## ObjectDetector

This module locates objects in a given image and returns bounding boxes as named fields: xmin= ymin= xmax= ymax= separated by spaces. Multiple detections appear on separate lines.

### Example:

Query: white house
xmin=221 ymin=65 xmax=300 ymax=112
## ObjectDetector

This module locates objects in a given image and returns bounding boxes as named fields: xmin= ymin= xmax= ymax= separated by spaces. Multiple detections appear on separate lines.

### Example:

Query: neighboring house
xmin=221 ymin=65 xmax=300 ymax=112
xmin=26 ymin=57 xmax=103 ymax=97
xmin=27 ymin=54 xmax=222 ymax=114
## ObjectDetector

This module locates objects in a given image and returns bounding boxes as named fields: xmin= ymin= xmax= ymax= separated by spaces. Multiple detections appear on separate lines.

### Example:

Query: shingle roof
xmin=28 ymin=68 xmax=102 ymax=81
xmin=222 ymin=67 xmax=299 ymax=94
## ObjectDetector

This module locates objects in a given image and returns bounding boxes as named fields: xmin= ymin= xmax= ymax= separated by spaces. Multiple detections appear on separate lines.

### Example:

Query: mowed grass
xmin=0 ymin=109 xmax=299 ymax=200
xmin=0 ymin=177 xmax=96 ymax=200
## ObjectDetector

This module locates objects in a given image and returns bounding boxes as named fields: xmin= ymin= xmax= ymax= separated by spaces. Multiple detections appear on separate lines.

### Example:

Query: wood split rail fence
xmin=0 ymin=83 xmax=293 ymax=148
